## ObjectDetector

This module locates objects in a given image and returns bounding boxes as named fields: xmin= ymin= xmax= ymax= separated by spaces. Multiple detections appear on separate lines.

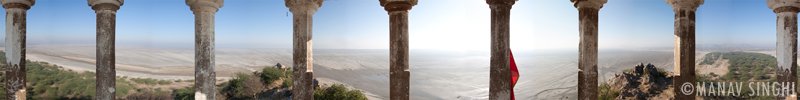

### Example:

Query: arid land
xmin=16 ymin=45 xmax=781 ymax=99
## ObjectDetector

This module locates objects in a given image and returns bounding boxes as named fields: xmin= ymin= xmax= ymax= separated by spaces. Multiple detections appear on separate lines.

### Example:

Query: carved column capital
xmin=486 ymin=0 xmax=515 ymax=6
xmin=186 ymin=0 xmax=223 ymax=13
xmin=571 ymin=0 xmax=606 ymax=9
xmin=769 ymin=0 xmax=800 ymax=13
xmin=89 ymin=0 xmax=122 ymax=12
xmin=0 ymin=0 xmax=34 ymax=10
xmin=380 ymin=0 xmax=416 ymax=12
xmin=286 ymin=0 xmax=322 ymax=15
xmin=486 ymin=0 xmax=516 ymax=10
xmin=666 ymin=0 xmax=703 ymax=11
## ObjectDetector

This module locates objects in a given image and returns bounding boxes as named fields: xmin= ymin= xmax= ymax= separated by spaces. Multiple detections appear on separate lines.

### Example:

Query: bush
xmin=622 ymin=68 xmax=633 ymax=73
xmin=227 ymin=72 xmax=251 ymax=98
xmin=127 ymin=90 xmax=172 ymax=100
xmin=314 ymin=83 xmax=368 ymax=100
xmin=260 ymin=67 xmax=285 ymax=85
xmin=286 ymin=68 xmax=293 ymax=78
xmin=10 ymin=56 xmax=125 ymax=99
xmin=282 ymin=77 xmax=293 ymax=88
xmin=173 ymin=87 xmax=195 ymax=100
xmin=158 ymin=80 xmax=173 ymax=85
xmin=131 ymin=78 xmax=161 ymax=85
xmin=116 ymin=84 xmax=135 ymax=97
xmin=283 ymin=68 xmax=294 ymax=88
xmin=45 ymin=88 xmax=59 ymax=99
xmin=598 ymin=83 xmax=620 ymax=100
xmin=242 ymin=76 xmax=265 ymax=99
xmin=33 ymin=84 xmax=48 ymax=95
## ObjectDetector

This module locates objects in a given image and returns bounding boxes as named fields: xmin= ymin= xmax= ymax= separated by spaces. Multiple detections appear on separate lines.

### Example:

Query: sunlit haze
xmin=0 ymin=0 xmax=777 ymax=50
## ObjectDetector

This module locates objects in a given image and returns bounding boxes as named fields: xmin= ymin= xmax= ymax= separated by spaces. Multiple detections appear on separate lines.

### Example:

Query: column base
xmin=390 ymin=70 xmax=410 ymax=100
xmin=673 ymin=75 xmax=695 ymax=100
xmin=293 ymin=71 xmax=314 ymax=99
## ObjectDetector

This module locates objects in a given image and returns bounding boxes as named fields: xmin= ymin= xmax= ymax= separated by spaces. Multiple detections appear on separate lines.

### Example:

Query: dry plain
xmin=13 ymin=45 xmax=735 ymax=99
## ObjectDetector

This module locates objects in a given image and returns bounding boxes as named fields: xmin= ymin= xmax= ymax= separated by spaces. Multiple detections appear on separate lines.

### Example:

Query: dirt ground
xmin=696 ymin=59 xmax=730 ymax=80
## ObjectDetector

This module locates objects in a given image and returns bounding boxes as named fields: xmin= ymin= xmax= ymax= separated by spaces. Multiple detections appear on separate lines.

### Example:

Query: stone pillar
xmin=285 ymin=0 xmax=321 ymax=99
xmin=570 ymin=0 xmax=605 ymax=99
xmin=666 ymin=0 xmax=702 ymax=99
xmin=769 ymin=0 xmax=800 ymax=98
xmin=486 ymin=0 xmax=514 ymax=99
xmin=379 ymin=0 xmax=416 ymax=99
xmin=88 ymin=0 xmax=122 ymax=99
xmin=186 ymin=0 xmax=223 ymax=100
xmin=1 ymin=0 xmax=32 ymax=99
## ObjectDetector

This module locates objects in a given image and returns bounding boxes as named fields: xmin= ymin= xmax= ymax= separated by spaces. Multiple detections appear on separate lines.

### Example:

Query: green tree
xmin=260 ymin=67 xmax=285 ymax=85
xmin=174 ymin=87 xmax=195 ymax=100
xmin=314 ymin=83 xmax=368 ymax=100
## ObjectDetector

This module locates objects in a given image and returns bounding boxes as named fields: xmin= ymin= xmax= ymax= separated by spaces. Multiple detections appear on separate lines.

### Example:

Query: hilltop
xmin=600 ymin=63 xmax=673 ymax=100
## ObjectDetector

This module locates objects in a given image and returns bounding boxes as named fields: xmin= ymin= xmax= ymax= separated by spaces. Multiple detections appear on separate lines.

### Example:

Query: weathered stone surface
xmin=607 ymin=63 xmax=673 ymax=100
xmin=89 ymin=0 xmax=122 ymax=99
xmin=1 ymin=0 xmax=32 ymax=99
xmin=665 ymin=0 xmax=703 ymax=11
xmin=577 ymin=6 xmax=600 ymax=100
xmin=88 ymin=0 xmax=122 ymax=7
xmin=187 ymin=0 xmax=223 ymax=13
xmin=286 ymin=0 xmax=321 ymax=99
xmin=572 ymin=0 xmax=605 ymax=99
xmin=571 ymin=0 xmax=606 ymax=8
xmin=276 ymin=63 xmax=285 ymax=69
xmin=769 ymin=1 xmax=800 ymax=98
xmin=380 ymin=0 xmax=415 ymax=100
xmin=634 ymin=63 xmax=644 ymax=74
xmin=486 ymin=0 xmax=515 ymax=99
xmin=667 ymin=0 xmax=702 ymax=99
xmin=645 ymin=63 xmax=659 ymax=76
xmin=768 ymin=0 xmax=800 ymax=10
xmin=380 ymin=0 xmax=416 ymax=12
xmin=187 ymin=0 xmax=223 ymax=100
xmin=0 ymin=0 xmax=33 ymax=8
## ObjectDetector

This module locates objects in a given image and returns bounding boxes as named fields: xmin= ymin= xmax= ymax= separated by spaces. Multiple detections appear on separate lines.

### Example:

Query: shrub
xmin=33 ymin=84 xmax=48 ymax=95
xmin=126 ymin=90 xmax=172 ymax=100
xmin=45 ymin=88 xmax=59 ymax=99
xmin=282 ymin=77 xmax=293 ymax=88
xmin=598 ymin=83 xmax=620 ymax=100
xmin=158 ymin=80 xmax=173 ymax=85
xmin=173 ymin=87 xmax=195 ymax=100
xmin=282 ymin=68 xmax=294 ymax=88
xmin=622 ymin=68 xmax=633 ymax=73
xmin=242 ymin=76 xmax=265 ymax=99
xmin=314 ymin=83 xmax=368 ymax=100
xmin=227 ymin=72 xmax=251 ymax=97
xmin=116 ymin=84 xmax=134 ymax=97
xmin=287 ymin=68 xmax=293 ymax=76
xmin=260 ymin=67 xmax=285 ymax=85
xmin=131 ymin=78 xmax=154 ymax=85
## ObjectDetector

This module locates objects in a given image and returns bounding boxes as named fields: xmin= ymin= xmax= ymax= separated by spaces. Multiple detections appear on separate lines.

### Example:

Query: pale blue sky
xmin=0 ymin=0 xmax=782 ymax=50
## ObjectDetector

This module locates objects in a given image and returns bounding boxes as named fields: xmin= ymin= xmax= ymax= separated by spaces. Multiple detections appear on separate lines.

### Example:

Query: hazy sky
xmin=0 ymin=0 xmax=782 ymax=50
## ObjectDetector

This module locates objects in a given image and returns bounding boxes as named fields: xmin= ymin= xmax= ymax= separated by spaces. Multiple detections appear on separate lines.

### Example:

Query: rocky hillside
xmin=600 ymin=63 xmax=673 ymax=100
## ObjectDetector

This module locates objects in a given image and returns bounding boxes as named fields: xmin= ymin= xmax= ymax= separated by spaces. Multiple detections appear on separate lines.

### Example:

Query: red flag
xmin=510 ymin=50 xmax=519 ymax=100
